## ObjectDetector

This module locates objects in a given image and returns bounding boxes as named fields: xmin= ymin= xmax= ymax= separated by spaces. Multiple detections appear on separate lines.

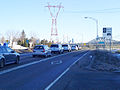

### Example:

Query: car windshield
xmin=51 ymin=45 xmax=58 ymax=48
xmin=34 ymin=46 xmax=44 ymax=50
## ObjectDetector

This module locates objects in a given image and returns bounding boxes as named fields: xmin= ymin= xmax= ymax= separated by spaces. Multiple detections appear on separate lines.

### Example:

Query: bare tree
xmin=6 ymin=30 xmax=20 ymax=47
xmin=0 ymin=36 xmax=5 ymax=44
xmin=29 ymin=31 xmax=39 ymax=46
xmin=29 ymin=37 xmax=37 ymax=47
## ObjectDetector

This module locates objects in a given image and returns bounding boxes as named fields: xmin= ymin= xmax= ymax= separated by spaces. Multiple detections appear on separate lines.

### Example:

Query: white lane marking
xmin=0 ymin=61 xmax=40 ymax=75
xmin=0 ymin=51 xmax=81 ymax=75
xmin=45 ymin=68 xmax=70 ymax=90
xmin=51 ymin=60 xmax=62 ymax=65
xmin=45 ymin=51 xmax=89 ymax=90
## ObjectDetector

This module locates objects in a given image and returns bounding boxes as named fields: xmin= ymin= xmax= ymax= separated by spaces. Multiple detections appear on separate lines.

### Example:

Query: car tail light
xmin=43 ymin=49 xmax=45 ymax=52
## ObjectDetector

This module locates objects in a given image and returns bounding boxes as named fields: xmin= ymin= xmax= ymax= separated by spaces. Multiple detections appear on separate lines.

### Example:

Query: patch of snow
xmin=12 ymin=45 xmax=27 ymax=50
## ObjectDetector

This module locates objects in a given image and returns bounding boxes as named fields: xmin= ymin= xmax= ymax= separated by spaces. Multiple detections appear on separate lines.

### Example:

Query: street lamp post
xmin=84 ymin=17 xmax=99 ymax=49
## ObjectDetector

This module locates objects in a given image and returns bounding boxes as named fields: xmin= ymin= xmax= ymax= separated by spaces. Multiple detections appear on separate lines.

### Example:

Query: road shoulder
xmin=50 ymin=51 xmax=120 ymax=90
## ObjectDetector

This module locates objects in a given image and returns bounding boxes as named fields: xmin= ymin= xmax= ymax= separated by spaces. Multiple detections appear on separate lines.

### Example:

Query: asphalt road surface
xmin=0 ymin=50 xmax=88 ymax=90
xmin=50 ymin=65 xmax=120 ymax=90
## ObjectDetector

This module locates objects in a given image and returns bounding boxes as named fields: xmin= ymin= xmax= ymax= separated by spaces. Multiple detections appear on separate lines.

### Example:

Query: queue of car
xmin=0 ymin=43 xmax=81 ymax=68
xmin=32 ymin=44 xmax=80 ymax=57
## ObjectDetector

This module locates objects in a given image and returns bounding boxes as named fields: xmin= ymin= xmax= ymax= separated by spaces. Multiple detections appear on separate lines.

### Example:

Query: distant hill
xmin=88 ymin=37 xmax=120 ymax=45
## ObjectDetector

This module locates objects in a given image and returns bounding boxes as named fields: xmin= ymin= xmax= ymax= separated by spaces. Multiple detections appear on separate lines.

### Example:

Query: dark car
xmin=0 ymin=46 xmax=20 ymax=68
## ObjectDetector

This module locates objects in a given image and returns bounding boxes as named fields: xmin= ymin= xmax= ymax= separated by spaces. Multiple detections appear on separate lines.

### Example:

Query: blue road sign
xmin=98 ymin=42 xmax=105 ymax=44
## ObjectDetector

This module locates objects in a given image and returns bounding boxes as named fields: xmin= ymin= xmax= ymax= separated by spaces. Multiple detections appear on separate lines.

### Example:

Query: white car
xmin=50 ymin=44 xmax=63 ymax=54
xmin=71 ymin=45 xmax=78 ymax=51
xmin=33 ymin=45 xmax=52 ymax=57
xmin=62 ymin=44 xmax=71 ymax=52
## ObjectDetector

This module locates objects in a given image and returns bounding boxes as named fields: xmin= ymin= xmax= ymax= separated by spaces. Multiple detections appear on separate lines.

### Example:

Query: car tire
xmin=15 ymin=56 xmax=20 ymax=64
xmin=44 ymin=55 xmax=47 ymax=58
xmin=59 ymin=51 xmax=61 ymax=54
xmin=0 ymin=59 xmax=5 ymax=68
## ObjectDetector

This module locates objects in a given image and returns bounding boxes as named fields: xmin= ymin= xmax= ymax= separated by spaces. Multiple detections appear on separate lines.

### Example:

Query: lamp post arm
xmin=84 ymin=17 xmax=99 ymax=38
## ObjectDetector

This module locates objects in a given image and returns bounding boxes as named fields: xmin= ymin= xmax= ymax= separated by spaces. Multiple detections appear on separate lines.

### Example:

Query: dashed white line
xmin=51 ymin=60 xmax=62 ymax=65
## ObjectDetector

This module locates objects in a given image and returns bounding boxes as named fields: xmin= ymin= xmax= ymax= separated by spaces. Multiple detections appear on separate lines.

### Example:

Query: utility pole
xmin=45 ymin=3 xmax=64 ymax=43
xmin=84 ymin=17 xmax=99 ymax=50
xmin=63 ymin=35 xmax=65 ymax=44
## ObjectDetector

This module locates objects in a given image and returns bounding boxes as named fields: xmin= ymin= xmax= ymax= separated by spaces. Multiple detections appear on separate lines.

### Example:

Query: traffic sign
xmin=26 ymin=40 xmax=29 ymax=44
xmin=6 ymin=40 xmax=10 ymax=44
xmin=98 ymin=42 xmax=104 ymax=44
xmin=84 ymin=43 xmax=86 ymax=46
xmin=103 ymin=27 xmax=112 ymax=40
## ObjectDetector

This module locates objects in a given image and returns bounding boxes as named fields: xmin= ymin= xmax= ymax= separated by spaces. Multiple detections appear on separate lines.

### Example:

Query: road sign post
xmin=103 ymin=27 xmax=112 ymax=51
xmin=103 ymin=27 xmax=112 ymax=62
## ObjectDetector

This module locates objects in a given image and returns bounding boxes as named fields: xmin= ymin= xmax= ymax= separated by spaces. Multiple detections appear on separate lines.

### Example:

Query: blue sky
xmin=0 ymin=0 xmax=120 ymax=43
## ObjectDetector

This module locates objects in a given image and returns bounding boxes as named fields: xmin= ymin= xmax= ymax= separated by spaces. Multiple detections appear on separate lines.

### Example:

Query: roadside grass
xmin=115 ymin=50 xmax=120 ymax=54
xmin=78 ymin=50 xmax=120 ymax=72
xmin=91 ymin=50 xmax=120 ymax=72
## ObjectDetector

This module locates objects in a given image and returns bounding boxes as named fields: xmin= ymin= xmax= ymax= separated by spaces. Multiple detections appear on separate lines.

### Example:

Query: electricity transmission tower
xmin=45 ymin=3 xmax=64 ymax=43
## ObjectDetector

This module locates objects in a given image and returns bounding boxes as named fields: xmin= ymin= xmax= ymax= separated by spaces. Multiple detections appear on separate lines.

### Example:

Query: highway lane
xmin=0 ymin=50 xmax=88 ymax=90
xmin=0 ymin=51 xmax=78 ymax=71
xmin=0 ymin=53 xmax=42 ymax=71
xmin=0 ymin=52 xmax=58 ymax=71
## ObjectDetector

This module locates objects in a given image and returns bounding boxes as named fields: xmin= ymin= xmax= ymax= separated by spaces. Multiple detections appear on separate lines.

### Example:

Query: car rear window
xmin=51 ymin=45 xmax=58 ymax=48
xmin=34 ymin=46 xmax=44 ymax=50
xmin=62 ymin=45 xmax=68 ymax=47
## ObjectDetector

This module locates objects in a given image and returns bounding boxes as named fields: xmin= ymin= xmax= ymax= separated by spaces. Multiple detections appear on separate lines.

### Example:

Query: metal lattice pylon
xmin=45 ymin=3 xmax=64 ymax=43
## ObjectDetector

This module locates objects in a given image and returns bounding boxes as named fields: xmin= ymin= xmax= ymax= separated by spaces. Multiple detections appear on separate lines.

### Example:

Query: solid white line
xmin=0 ymin=61 xmax=40 ymax=75
xmin=45 ymin=51 xmax=89 ymax=90
xmin=0 ymin=51 xmax=79 ymax=75
xmin=45 ymin=68 xmax=70 ymax=90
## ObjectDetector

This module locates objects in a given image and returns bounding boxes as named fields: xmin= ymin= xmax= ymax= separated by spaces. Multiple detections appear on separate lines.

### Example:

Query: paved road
xmin=0 ymin=50 xmax=88 ymax=90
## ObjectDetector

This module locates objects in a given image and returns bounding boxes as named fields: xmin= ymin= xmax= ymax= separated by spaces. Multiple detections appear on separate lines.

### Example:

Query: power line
xmin=65 ymin=8 xmax=120 ymax=14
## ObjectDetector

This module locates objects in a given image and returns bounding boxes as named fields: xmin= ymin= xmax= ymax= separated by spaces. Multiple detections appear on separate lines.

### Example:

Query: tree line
xmin=0 ymin=30 xmax=53 ymax=48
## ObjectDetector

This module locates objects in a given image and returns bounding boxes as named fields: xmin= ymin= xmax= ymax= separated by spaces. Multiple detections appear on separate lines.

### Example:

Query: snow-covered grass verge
xmin=78 ymin=50 xmax=120 ymax=72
